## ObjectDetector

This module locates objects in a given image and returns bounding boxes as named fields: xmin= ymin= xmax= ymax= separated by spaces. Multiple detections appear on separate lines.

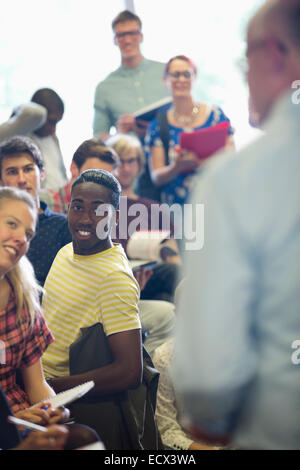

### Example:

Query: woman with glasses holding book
xmin=145 ymin=55 xmax=235 ymax=206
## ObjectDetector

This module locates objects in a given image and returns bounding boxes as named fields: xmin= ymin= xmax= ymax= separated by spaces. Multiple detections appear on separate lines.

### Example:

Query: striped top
xmin=42 ymin=243 xmax=141 ymax=378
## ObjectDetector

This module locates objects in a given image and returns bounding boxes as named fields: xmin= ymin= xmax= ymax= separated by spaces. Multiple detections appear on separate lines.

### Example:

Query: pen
xmin=7 ymin=416 xmax=48 ymax=432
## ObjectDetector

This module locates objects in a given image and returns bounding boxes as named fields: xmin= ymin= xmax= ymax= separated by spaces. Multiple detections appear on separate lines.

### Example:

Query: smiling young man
xmin=0 ymin=136 xmax=71 ymax=286
xmin=41 ymin=169 xmax=145 ymax=449
xmin=93 ymin=10 xmax=168 ymax=140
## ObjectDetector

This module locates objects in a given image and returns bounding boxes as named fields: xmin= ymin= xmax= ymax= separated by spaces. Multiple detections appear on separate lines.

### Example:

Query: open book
xmin=127 ymin=230 xmax=171 ymax=262
xmin=133 ymin=96 xmax=172 ymax=122
xmin=180 ymin=121 xmax=230 ymax=160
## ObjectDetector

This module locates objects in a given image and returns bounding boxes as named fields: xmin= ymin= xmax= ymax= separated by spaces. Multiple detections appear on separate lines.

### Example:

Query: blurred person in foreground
xmin=173 ymin=0 xmax=300 ymax=450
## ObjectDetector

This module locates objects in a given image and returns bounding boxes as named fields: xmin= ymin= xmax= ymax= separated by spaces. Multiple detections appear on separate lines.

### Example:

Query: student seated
xmin=42 ymin=170 xmax=160 ymax=450
xmin=0 ymin=186 xmax=109 ymax=451
xmin=41 ymin=137 xmax=176 ymax=356
xmin=0 ymin=186 xmax=65 ymax=418
xmin=106 ymin=132 xmax=182 ymax=303
xmin=0 ymin=136 xmax=71 ymax=287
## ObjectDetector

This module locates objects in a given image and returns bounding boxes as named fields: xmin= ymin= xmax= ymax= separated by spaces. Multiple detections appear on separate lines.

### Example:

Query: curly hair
xmin=71 ymin=169 xmax=122 ymax=209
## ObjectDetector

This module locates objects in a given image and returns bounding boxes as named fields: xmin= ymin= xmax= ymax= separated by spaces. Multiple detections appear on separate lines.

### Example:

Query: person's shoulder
xmin=94 ymin=244 xmax=128 ymax=266
xmin=40 ymin=203 xmax=71 ymax=235
xmin=108 ymin=243 xmax=132 ymax=267
xmin=144 ymin=58 xmax=165 ymax=69
xmin=53 ymin=241 xmax=73 ymax=260
xmin=44 ymin=207 xmax=67 ymax=223
xmin=95 ymin=66 xmax=123 ymax=89
xmin=143 ymin=59 xmax=166 ymax=77
xmin=102 ymin=244 xmax=138 ymax=279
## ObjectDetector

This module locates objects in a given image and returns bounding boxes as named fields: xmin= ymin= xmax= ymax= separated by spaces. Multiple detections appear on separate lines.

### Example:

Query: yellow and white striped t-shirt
xmin=42 ymin=243 xmax=141 ymax=378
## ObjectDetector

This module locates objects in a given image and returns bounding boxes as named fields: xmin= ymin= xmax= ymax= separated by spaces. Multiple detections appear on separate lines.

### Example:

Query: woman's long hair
xmin=0 ymin=187 xmax=42 ymax=326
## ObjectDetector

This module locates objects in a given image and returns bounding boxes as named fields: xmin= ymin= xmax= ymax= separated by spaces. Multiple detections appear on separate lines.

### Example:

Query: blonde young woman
xmin=0 ymin=187 xmax=67 ymax=425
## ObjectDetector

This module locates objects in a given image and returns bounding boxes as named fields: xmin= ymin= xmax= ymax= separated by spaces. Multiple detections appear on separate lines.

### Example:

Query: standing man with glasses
xmin=93 ymin=10 xmax=169 ymax=141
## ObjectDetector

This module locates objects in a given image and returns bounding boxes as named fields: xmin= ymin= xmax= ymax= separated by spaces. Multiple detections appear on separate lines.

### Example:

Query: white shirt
xmin=153 ymin=338 xmax=194 ymax=450
xmin=30 ymin=134 xmax=67 ymax=190
xmin=173 ymin=92 xmax=300 ymax=450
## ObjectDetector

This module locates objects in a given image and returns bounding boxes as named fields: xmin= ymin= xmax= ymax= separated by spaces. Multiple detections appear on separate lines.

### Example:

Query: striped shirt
xmin=42 ymin=243 xmax=141 ymax=378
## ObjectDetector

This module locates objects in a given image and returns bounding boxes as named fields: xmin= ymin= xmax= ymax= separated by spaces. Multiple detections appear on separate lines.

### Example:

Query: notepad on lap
xmin=37 ymin=381 xmax=95 ymax=408
xmin=180 ymin=121 xmax=230 ymax=160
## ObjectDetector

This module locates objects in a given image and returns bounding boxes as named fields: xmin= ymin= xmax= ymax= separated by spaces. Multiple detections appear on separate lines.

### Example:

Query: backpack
xmin=135 ymin=111 xmax=170 ymax=202
xmin=68 ymin=323 xmax=163 ymax=450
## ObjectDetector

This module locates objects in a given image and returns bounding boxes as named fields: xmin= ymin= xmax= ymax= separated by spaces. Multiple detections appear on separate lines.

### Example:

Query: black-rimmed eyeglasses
xmin=168 ymin=71 xmax=192 ymax=79
xmin=115 ymin=30 xmax=141 ymax=40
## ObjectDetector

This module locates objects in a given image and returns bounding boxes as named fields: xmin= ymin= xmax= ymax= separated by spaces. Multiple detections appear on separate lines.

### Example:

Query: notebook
xmin=127 ymin=230 xmax=171 ymax=261
xmin=37 ymin=381 xmax=95 ymax=408
xmin=179 ymin=121 xmax=230 ymax=160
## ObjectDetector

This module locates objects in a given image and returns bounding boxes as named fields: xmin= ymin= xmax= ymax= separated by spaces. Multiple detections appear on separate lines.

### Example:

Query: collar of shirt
xmin=39 ymin=200 xmax=53 ymax=219
xmin=262 ymin=90 xmax=300 ymax=133
xmin=119 ymin=57 xmax=148 ymax=75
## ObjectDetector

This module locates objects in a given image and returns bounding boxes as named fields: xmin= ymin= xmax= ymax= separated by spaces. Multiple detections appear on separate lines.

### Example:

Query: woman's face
xmin=164 ymin=59 xmax=196 ymax=98
xmin=0 ymin=199 xmax=36 ymax=277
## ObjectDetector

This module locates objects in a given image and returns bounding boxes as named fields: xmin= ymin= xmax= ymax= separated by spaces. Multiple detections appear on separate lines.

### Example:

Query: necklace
xmin=171 ymin=102 xmax=202 ymax=125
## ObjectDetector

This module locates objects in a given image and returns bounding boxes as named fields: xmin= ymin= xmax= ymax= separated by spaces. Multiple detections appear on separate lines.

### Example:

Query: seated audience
xmin=0 ymin=186 xmax=64 ymax=417
xmin=41 ymin=137 xmax=176 ymax=356
xmin=107 ymin=133 xmax=181 ymax=302
xmin=40 ymin=138 xmax=120 ymax=213
xmin=0 ymin=186 xmax=108 ymax=451
xmin=144 ymin=55 xmax=234 ymax=206
xmin=29 ymin=88 xmax=67 ymax=190
xmin=0 ymin=102 xmax=47 ymax=143
xmin=0 ymin=136 xmax=71 ymax=286
xmin=41 ymin=170 xmax=160 ymax=449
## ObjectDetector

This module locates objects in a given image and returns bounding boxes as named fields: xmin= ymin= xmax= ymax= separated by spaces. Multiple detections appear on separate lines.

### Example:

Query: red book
xmin=179 ymin=121 xmax=230 ymax=160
